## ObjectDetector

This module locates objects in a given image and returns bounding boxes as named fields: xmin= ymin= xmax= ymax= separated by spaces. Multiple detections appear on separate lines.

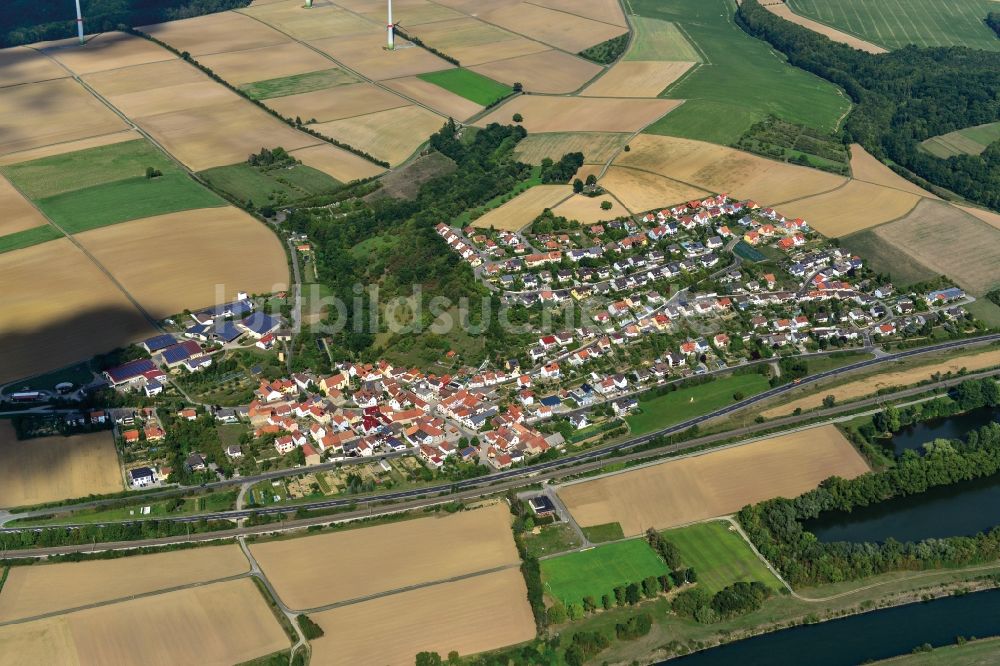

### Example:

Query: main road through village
xmin=2 ymin=333 xmax=998 ymax=557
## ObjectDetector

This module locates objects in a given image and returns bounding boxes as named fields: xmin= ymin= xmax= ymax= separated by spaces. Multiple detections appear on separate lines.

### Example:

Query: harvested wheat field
xmin=552 ymin=193 xmax=629 ymax=223
xmin=291 ymin=144 xmax=386 ymax=182
xmin=310 ymin=568 xmax=535 ymax=666
xmin=383 ymin=75 xmax=483 ymax=120
xmin=514 ymin=132 xmax=629 ymax=166
xmin=311 ymin=105 xmax=445 ymax=165
xmin=405 ymin=17 xmax=547 ymax=66
xmin=141 ymin=11 xmax=289 ymax=56
xmin=266 ymin=83 xmax=410 ymax=123
xmin=559 ymin=426 xmax=869 ymax=535
xmin=470 ymin=49 xmax=601 ymax=94
xmin=0 ymin=175 xmax=48 ymax=236
xmin=479 ymin=2 xmax=626 ymax=53
xmin=251 ymin=504 xmax=519 ymax=610
xmin=341 ymin=0 xmax=465 ymax=26
xmin=0 ymin=579 xmax=289 ymax=666
xmin=0 ymin=78 xmax=127 ymax=156
xmin=0 ymin=130 xmax=139 ymax=167
xmin=763 ymin=2 xmax=886 ymax=54
xmin=762 ymin=348 xmax=1000 ymax=418
xmin=310 ymin=32 xmax=454 ymax=81
xmin=0 ymin=422 xmax=122 ymax=508
xmin=0 ymin=239 xmax=155 ymax=384
xmin=849 ymin=144 xmax=936 ymax=198
xmin=0 ymin=46 xmax=67 ymax=87
xmin=40 ymin=32 xmax=175 ymax=76
xmin=871 ymin=199 xmax=1000 ymax=296
xmin=240 ymin=1 xmax=378 ymax=41
xmin=75 ymin=207 xmax=288 ymax=318
xmin=600 ymin=166 xmax=710 ymax=213
xmin=0 ymin=545 xmax=249 ymax=622
xmin=956 ymin=205 xmax=1000 ymax=231
xmin=614 ymin=134 xmax=846 ymax=205
xmin=197 ymin=41 xmax=338 ymax=86
xmin=531 ymin=0 xmax=626 ymax=26
xmin=479 ymin=97 xmax=679 ymax=133
xmin=583 ymin=61 xmax=694 ymax=98
xmin=475 ymin=185 xmax=573 ymax=231
xmin=781 ymin=180 xmax=921 ymax=237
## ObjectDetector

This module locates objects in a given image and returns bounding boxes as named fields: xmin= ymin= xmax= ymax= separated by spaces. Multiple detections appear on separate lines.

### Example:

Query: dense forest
xmin=739 ymin=378 xmax=1000 ymax=586
xmin=987 ymin=12 xmax=1000 ymax=39
xmin=737 ymin=0 xmax=1000 ymax=210
xmin=0 ymin=0 xmax=250 ymax=47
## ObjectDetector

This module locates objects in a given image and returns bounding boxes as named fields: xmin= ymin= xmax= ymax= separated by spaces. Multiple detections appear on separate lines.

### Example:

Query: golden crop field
xmin=266 ymin=83 xmax=411 ymax=123
xmin=0 ymin=78 xmax=128 ymax=156
xmin=871 ymin=200 xmax=1000 ymax=296
xmin=0 ymin=175 xmax=48 ymax=236
xmin=552 ymin=192 xmax=629 ymax=223
xmin=197 ymin=41 xmax=339 ymax=86
xmin=339 ymin=0 xmax=465 ymax=26
xmin=474 ymin=185 xmax=573 ymax=231
xmin=849 ymin=144 xmax=936 ymax=198
xmin=0 ymin=238 xmax=155 ymax=384
xmin=513 ymin=132 xmax=629 ymax=166
xmin=74 ymin=207 xmax=289 ymax=319
xmin=41 ymin=32 xmax=175 ymax=76
xmin=291 ymin=143 xmax=387 ymax=182
xmin=0 ymin=545 xmax=249 ymax=622
xmin=781 ymin=180 xmax=921 ymax=237
xmin=613 ymin=133 xmax=847 ymax=205
xmin=250 ymin=504 xmax=519 ymax=610
xmin=956 ymin=205 xmax=1000 ymax=231
xmin=0 ymin=46 xmax=67 ymax=87
xmin=478 ymin=97 xmax=679 ymax=133
xmin=582 ymin=61 xmax=695 ymax=98
xmin=470 ymin=49 xmax=602 ymax=94
xmin=762 ymin=2 xmax=886 ymax=54
xmin=0 ymin=579 xmax=290 ymax=666
xmin=599 ymin=165 xmax=710 ymax=213
xmin=0 ymin=422 xmax=122 ymax=508
xmin=478 ymin=2 xmax=627 ymax=53
xmin=311 ymin=105 xmax=445 ymax=166
xmin=240 ymin=0 xmax=379 ymax=41
xmin=383 ymin=76 xmax=483 ymax=120
xmin=405 ymin=17 xmax=548 ymax=66
xmin=310 ymin=32 xmax=455 ymax=81
xmin=762 ymin=348 xmax=1000 ymax=417
xmin=531 ymin=0 xmax=626 ymax=26
xmin=559 ymin=426 xmax=870 ymax=535
xmin=141 ymin=10 xmax=290 ymax=56
xmin=309 ymin=568 xmax=536 ymax=666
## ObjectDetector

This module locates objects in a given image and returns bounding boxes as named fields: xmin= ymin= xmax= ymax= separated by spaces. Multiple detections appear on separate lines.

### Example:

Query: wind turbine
xmin=387 ymin=0 xmax=395 ymax=50
xmin=73 ymin=0 xmax=85 ymax=44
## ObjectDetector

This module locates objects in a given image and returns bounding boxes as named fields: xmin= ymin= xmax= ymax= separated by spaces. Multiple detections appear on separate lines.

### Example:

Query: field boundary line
xmin=523 ymin=0 xmax=630 ymax=29
xmin=600 ymin=161 xmax=714 ymax=200
xmin=779 ymin=0 xmax=888 ymax=52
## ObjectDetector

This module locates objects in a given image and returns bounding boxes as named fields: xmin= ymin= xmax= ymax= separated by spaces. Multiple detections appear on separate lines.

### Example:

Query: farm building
xmin=240 ymin=313 xmax=282 ymax=339
xmin=104 ymin=359 xmax=157 ymax=387
xmin=141 ymin=334 xmax=177 ymax=353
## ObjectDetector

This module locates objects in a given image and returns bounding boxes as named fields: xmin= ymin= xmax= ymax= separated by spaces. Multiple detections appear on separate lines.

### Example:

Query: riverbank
xmin=875 ymin=635 xmax=1000 ymax=665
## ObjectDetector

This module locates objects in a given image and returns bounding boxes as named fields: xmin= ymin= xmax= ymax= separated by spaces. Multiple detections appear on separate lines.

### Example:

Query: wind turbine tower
xmin=74 ymin=0 xmax=85 ymax=44
xmin=387 ymin=0 xmax=395 ymax=50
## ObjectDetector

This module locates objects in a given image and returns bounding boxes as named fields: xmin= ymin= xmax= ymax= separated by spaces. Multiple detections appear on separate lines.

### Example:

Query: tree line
xmin=0 ymin=517 xmax=232 ymax=551
xmin=737 ymin=0 xmax=1000 ymax=211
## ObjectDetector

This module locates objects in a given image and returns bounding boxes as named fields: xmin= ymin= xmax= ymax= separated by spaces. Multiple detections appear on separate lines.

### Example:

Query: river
xmin=670 ymin=587 xmax=1000 ymax=665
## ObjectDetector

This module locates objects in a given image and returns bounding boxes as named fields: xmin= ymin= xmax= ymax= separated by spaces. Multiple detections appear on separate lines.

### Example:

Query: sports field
xmin=626 ymin=374 xmax=770 ymax=436
xmin=762 ymin=2 xmax=885 ymax=54
xmin=600 ymin=166 xmax=710 ymax=213
xmin=250 ymin=504 xmax=519 ymax=610
xmin=787 ymin=0 xmax=1000 ymax=51
xmin=479 ymin=97 xmax=679 ymax=133
xmin=0 ymin=579 xmax=289 ymax=666
xmin=470 ymin=50 xmax=602 ymax=94
xmin=0 ymin=545 xmax=249 ymax=622
xmin=309 ymin=568 xmax=535 ymax=666
xmin=920 ymin=122 xmax=1000 ymax=159
xmin=0 ymin=422 xmax=122 ymax=508
xmin=474 ymin=185 xmax=572 ymax=232
xmin=663 ymin=520 xmax=782 ymax=594
xmin=540 ymin=539 xmax=669 ymax=606
xmin=417 ymin=68 xmax=512 ymax=106
xmin=559 ymin=425 xmax=870 ymax=535
xmin=634 ymin=0 xmax=849 ymax=144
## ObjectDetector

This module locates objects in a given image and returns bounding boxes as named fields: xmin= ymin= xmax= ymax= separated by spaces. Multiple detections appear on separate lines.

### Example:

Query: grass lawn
xmin=200 ymin=162 xmax=340 ymax=206
xmin=239 ymin=68 xmax=358 ymax=100
xmin=805 ymin=351 xmax=873 ymax=374
xmin=875 ymin=636 xmax=1000 ymax=665
xmin=417 ymin=68 xmax=513 ymax=106
xmin=581 ymin=521 xmax=625 ymax=543
xmin=634 ymin=0 xmax=850 ymax=144
xmin=522 ymin=523 xmax=583 ymax=559
xmin=0 ymin=225 xmax=62 ymax=254
xmin=1 ymin=139 xmax=175 ymax=199
xmin=663 ymin=520 xmax=783 ymax=594
xmin=541 ymin=538 xmax=668 ymax=605
xmin=15 ymin=489 xmax=239 ymax=526
xmin=626 ymin=373 xmax=771 ymax=436
xmin=1 ymin=360 xmax=94 ymax=392
xmin=217 ymin=424 xmax=247 ymax=449
xmin=37 ymin=173 xmax=225 ymax=233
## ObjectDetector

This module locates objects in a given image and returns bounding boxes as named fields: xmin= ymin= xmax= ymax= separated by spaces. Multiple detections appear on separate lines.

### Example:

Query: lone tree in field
xmin=573 ymin=178 xmax=584 ymax=193
xmin=512 ymin=113 xmax=523 ymax=122
xmin=513 ymin=82 xmax=523 ymax=92
xmin=600 ymin=200 xmax=612 ymax=210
